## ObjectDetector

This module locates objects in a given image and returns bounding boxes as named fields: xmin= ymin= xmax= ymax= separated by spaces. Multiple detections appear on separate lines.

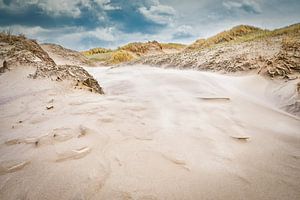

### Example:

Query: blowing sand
xmin=0 ymin=65 xmax=299 ymax=200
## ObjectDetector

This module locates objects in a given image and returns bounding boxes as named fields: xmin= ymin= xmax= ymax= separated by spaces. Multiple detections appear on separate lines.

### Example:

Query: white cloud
xmin=172 ymin=25 xmax=194 ymax=39
xmin=0 ymin=25 xmax=117 ymax=50
xmin=0 ymin=25 xmax=51 ymax=39
xmin=0 ymin=0 xmax=81 ymax=17
xmin=94 ymin=0 xmax=121 ymax=11
xmin=0 ymin=23 xmax=196 ymax=51
xmin=223 ymin=0 xmax=262 ymax=14
xmin=139 ymin=1 xmax=176 ymax=25
xmin=37 ymin=0 xmax=83 ymax=17
xmin=1 ymin=0 xmax=299 ymax=51
xmin=67 ymin=27 xmax=116 ymax=42
xmin=0 ymin=0 xmax=119 ymax=18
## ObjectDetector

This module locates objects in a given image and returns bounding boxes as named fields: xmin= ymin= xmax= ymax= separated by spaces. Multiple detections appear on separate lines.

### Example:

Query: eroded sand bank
xmin=0 ymin=65 xmax=299 ymax=200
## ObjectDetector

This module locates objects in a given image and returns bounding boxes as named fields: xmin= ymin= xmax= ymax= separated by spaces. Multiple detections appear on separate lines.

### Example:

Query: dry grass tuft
xmin=161 ymin=43 xmax=186 ymax=50
xmin=188 ymin=25 xmax=263 ymax=50
xmin=82 ymin=48 xmax=112 ymax=56
xmin=108 ymin=50 xmax=134 ymax=64
xmin=119 ymin=41 xmax=162 ymax=56
xmin=188 ymin=23 xmax=300 ymax=50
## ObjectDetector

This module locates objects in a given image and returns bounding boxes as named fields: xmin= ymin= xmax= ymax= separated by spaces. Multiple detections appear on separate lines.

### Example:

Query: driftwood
xmin=198 ymin=97 xmax=230 ymax=101
xmin=231 ymin=135 xmax=250 ymax=141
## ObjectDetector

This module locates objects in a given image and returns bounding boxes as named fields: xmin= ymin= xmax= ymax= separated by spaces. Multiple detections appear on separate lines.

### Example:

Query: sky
xmin=0 ymin=0 xmax=299 ymax=51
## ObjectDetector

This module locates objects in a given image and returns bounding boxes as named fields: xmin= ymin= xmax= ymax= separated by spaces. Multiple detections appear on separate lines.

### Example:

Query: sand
xmin=0 ymin=65 xmax=300 ymax=200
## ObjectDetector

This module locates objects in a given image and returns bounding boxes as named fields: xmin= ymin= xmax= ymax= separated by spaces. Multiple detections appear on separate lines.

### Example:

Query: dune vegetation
xmin=187 ymin=23 xmax=300 ymax=50
xmin=119 ymin=41 xmax=162 ymax=55
xmin=82 ymin=47 xmax=112 ymax=56
xmin=81 ymin=23 xmax=300 ymax=66
xmin=108 ymin=50 xmax=134 ymax=64
xmin=160 ymin=42 xmax=187 ymax=50
xmin=187 ymin=25 xmax=266 ymax=50
xmin=82 ymin=40 xmax=186 ymax=65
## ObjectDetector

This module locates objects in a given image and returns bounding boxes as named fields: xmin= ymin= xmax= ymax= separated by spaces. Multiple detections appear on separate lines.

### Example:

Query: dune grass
xmin=119 ymin=41 xmax=163 ymax=55
xmin=81 ymin=23 xmax=300 ymax=64
xmin=82 ymin=41 xmax=165 ymax=64
xmin=188 ymin=23 xmax=300 ymax=50
xmin=82 ymin=48 xmax=112 ymax=56
xmin=188 ymin=25 xmax=264 ymax=50
xmin=108 ymin=50 xmax=134 ymax=64
xmin=81 ymin=40 xmax=187 ymax=65
xmin=161 ymin=43 xmax=187 ymax=50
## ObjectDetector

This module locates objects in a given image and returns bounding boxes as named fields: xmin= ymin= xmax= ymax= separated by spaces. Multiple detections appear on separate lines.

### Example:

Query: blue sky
xmin=0 ymin=0 xmax=299 ymax=50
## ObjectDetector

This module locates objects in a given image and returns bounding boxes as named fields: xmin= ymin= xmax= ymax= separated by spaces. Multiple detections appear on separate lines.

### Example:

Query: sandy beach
xmin=0 ymin=65 xmax=299 ymax=199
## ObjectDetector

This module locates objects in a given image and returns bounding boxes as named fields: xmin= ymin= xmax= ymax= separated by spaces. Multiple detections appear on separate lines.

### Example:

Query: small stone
xmin=46 ymin=105 xmax=54 ymax=110
xmin=231 ymin=135 xmax=250 ymax=141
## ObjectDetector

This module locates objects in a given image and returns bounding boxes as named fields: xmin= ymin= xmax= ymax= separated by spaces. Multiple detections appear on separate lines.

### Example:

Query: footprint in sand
xmin=133 ymin=130 xmax=156 ymax=141
xmin=5 ymin=137 xmax=39 ymax=146
xmin=159 ymin=152 xmax=190 ymax=171
xmin=29 ymin=116 xmax=50 ymax=124
xmin=52 ymin=126 xmax=91 ymax=141
xmin=52 ymin=128 xmax=75 ymax=142
xmin=0 ymin=160 xmax=30 ymax=175
xmin=78 ymin=125 xmax=92 ymax=137
xmin=134 ymin=135 xmax=153 ymax=141
xmin=56 ymin=146 xmax=92 ymax=162
xmin=98 ymin=118 xmax=114 ymax=123
xmin=197 ymin=97 xmax=231 ymax=102
xmin=5 ymin=132 xmax=64 ymax=147
xmin=128 ymin=106 xmax=147 ymax=112
xmin=231 ymin=135 xmax=250 ymax=141
xmin=5 ymin=125 xmax=91 ymax=147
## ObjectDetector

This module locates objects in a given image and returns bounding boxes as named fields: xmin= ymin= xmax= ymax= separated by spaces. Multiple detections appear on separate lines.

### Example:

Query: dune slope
xmin=0 ymin=65 xmax=299 ymax=200
xmin=41 ymin=43 xmax=92 ymax=66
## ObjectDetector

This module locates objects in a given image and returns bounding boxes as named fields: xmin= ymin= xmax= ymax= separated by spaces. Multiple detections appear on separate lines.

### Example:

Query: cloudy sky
xmin=0 ymin=0 xmax=299 ymax=50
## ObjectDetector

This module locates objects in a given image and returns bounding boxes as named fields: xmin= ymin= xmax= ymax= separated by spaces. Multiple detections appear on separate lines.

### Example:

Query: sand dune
xmin=0 ymin=65 xmax=300 ymax=199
